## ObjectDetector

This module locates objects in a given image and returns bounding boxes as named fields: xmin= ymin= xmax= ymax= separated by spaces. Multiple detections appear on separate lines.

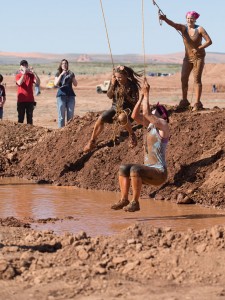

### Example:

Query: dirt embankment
xmin=0 ymin=107 xmax=225 ymax=209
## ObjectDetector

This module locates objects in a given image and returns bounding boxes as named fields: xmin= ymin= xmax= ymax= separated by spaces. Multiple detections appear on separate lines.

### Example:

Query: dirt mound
xmin=0 ymin=107 xmax=225 ymax=209
xmin=0 ymin=221 xmax=225 ymax=299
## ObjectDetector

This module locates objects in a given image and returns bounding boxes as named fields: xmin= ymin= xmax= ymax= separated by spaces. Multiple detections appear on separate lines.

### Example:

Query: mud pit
xmin=0 ymin=106 xmax=225 ymax=299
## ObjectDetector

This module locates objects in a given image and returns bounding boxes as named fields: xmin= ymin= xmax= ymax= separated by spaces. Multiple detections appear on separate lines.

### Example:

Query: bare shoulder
xmin=197 ymin=26 xmax=206 ymax=33
xmin=159 ymin=120 xmax=170 ymax=139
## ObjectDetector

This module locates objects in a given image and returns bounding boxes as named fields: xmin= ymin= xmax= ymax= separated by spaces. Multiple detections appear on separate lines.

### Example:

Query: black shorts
xmin=119 ymin=163 xmax=167 ymax=186
xmin=101 ymin=107 xmax=116 ymax=124
xmin=101 ymin=107 xmax=133 ymax=124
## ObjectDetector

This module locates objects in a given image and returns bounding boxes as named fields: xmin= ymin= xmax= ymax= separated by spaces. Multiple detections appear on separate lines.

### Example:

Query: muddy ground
xmin=0 ymin=107 xmax=225 ymax=299
xmin=0 ymin=67 xmax=225 ymax=299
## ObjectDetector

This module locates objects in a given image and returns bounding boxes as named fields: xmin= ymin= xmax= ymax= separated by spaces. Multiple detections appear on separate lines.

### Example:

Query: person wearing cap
xmin=111 ymin=78 xmax=169 ymax=212
xmin=15 ymin=60 xmax=40 ymax=124
xmin=159 ymin=11 xmax=212 ymax=111
xmin=83 ymin=65 xmax=142 ymax=153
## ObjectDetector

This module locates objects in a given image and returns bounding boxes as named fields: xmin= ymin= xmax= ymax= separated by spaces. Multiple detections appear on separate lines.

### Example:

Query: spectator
xmin=0 ymin=74 xmax=6 ymax=120
xmin=212 ymin=84 xmax=217 ymax=93
xmin=15 ymin=60 xmax=40 ymax=124
xmin=54 ymin=59 xmax=78 ymax=128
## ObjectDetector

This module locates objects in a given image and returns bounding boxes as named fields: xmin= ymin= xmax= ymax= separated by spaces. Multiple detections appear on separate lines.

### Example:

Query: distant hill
xmin=0 ymin=51 xmax=225 ymax=64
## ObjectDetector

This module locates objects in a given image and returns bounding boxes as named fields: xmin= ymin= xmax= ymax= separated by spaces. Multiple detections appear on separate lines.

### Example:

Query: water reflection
xmin=1 ymin=177 xmax=225 ymax=236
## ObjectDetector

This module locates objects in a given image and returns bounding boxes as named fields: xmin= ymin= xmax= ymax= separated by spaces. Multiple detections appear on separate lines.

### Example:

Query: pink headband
xmin=156 ymin=103 xmax=169 ymax=123
xmin=186 ymin=11 xmax=200 ymax=20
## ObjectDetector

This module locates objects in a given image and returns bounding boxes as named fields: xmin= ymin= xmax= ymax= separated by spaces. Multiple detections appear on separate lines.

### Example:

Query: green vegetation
xmin=0 ymin=62 xmax=181 ymax=76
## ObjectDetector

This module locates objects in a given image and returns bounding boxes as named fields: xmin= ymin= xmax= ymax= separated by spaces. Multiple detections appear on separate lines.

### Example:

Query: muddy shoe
xmin=123 ymin=200 xmax=140 ymax=212
xmin=83 ymin=140 xmax=96 ymax=153
xmin=111 ymin=199 xmax=130 ymax=210
xmin=176 ymin=99 xmax=190 ymax=111
xmin=192 ymin=101 xmax=203 ymax=112
xmin=129 ymin=132 xmax=137 ymax=148
xmin=177 ymin=99 xmax=190 ymax=109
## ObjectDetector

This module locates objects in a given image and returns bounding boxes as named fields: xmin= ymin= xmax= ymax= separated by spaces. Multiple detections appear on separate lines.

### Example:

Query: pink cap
xmin=186 ymin=11 xmax=200 ymax=20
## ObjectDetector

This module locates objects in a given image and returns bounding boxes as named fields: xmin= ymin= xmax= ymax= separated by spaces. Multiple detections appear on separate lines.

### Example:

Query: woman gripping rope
xmin=111 ymin=78 xmax=169 ymax=212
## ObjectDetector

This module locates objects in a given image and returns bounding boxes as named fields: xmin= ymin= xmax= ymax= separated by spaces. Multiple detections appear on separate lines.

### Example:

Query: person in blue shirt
xmin=111 ymin=78 xmax=170 ymax=212
xmin=54 ymin=59 xmax=78 ymax=128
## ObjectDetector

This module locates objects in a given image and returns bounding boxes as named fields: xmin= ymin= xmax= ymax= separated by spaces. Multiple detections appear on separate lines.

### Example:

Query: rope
xmin=142 ymin=0 xmax=146 ymax=77
xmin=99 ymin=0 xmax=120 ymax=145
xmin=99 ymin=0 xmax=114 ymax=67
xmin=111 ymin=86 xmax=131 ymax=146
xmin=141 ymin=0 xmax=147 ymax=150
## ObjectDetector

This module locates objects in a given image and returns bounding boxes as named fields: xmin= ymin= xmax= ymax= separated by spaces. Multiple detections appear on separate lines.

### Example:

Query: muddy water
xmin=1 ymin=177 xmax=225 ymax=236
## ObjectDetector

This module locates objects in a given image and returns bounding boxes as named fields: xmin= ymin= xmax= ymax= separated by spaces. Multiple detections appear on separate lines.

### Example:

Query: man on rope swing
xmin=111 ymin=78 xmax=170 ymax=212
xmin=83 ymin=65 xmax=142 ymax=153
xmin=159 ymin=11 xmax=212 ymax=111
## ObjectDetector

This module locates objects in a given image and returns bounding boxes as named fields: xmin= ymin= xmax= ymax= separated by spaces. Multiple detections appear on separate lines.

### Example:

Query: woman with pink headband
xmin=159 ymin=11 xmax=212 ymax=111
xmin=111 ymin=78 xmax=170 ymax=212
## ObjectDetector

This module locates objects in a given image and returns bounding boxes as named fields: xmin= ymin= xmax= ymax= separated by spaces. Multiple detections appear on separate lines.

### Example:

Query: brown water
xmin=1 ymin=177 xmax=225 ymax=236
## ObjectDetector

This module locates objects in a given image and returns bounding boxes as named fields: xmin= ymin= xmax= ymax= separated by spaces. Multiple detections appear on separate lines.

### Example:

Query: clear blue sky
xmin=1 ymin=0 xmax=223 ymax=55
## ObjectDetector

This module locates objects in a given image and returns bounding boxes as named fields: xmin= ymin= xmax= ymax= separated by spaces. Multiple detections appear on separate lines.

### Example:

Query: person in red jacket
xmin=15 ymin=60 xmax=40 ymax=124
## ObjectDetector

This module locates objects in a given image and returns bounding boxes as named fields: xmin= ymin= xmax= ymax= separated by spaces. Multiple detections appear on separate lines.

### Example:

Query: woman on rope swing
xmin=159 ymin=11 xmax=212 ymax=111
xmin=83 ymin=65 xmax=142 ymax=153
xmin=111 ymin=78 xmax=170 ymax=212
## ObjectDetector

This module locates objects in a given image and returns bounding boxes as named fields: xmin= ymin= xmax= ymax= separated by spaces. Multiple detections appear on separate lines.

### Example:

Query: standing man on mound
xmin=83 ymin=65 xmax=142 ymax=153
xmin=159 ymin=11 xmax=212 ymax=111
xmin=111 ymin=78 xmax=170 ymax=212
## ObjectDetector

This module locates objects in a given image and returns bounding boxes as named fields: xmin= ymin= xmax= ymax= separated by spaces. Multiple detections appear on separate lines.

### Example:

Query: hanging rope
xmin=141 ymin=0 xmax=148 ymax=150
xmin=99 ymin=0 xmax=119 ymax=145
xmin=99 ymin=0 xmax=114 ymax=68
xmin=111 ymin=86 xmax=130 ymax=145
xmin=152 ymin=0 xmax=165 ymax=26
xmin=142 ymin=0 xmax=146 ymax=78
